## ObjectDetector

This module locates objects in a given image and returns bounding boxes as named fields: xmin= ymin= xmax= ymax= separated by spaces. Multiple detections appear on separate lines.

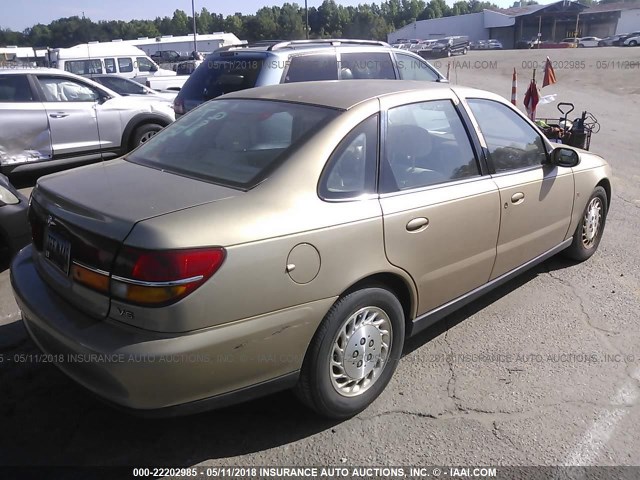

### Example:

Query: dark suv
xmin=173 ymin=39 xmax=446 ymax=117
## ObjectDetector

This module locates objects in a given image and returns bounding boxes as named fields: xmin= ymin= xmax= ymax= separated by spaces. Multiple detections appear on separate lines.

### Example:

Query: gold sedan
xmin=11 ymin=80 xmax=611 ymax=418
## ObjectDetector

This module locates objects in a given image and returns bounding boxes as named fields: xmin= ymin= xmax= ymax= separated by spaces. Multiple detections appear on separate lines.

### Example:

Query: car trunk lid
xmin=29 ymin=159 xmax=238 ymax=319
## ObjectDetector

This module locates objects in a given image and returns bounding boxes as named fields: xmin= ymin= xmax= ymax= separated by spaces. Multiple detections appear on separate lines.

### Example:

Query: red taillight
xmin=173 ymin=97 xmax=185 ymax=115
xmin=111 ymin=247 xmax=225 ymax=306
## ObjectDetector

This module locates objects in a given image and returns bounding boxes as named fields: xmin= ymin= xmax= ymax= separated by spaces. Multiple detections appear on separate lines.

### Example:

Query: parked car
xmin=623 ymin=33 xmax=640 ymax=46
xmin=0 ymin=68 xmax=175 ymax=174
xmin=577 ymin=36 xmax=601 ymax=48
xmin=561 ymin=38 xmax=580 ymax=47
xmin=12 ymin=80 xmax=611 ymax=419
xmin=423 ymin=36 xmax=470 ymax=57
xmin=173 ymin=39 xmax=446 ymax=117
xmin=0 ymin=173 xmax=29 ymax=259
xmin=486 ymin=39 xmax=503 ymax=50
xmin=90 ymin=74 xmax=177 ymax=101
xmin=598 ymin=34 xmax=625 ymax=46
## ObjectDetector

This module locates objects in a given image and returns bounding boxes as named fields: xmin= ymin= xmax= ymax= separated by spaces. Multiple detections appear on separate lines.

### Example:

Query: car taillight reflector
xmin=71 ymin=263 xmax=110 ymax=293
xmin=111 ymin=247 xmax=225 ymax=306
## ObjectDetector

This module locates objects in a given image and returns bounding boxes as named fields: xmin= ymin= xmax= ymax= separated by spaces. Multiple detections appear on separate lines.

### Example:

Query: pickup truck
xmin=137 ymin=74 xmax=188 ymax=92
xmin=150 ymin=50 xmax=189 ymax=63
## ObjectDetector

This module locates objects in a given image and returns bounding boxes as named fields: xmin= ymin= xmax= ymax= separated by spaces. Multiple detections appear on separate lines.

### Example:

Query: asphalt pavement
xmin=1 ymin=46 xmax=639 ymax=470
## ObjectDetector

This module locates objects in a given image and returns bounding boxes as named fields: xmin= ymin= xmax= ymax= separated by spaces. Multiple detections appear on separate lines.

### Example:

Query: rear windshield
xmin=180 ymin=54 xmax=266 ymax=101
xmin=127 ymin=99 xmax=340 ymax=189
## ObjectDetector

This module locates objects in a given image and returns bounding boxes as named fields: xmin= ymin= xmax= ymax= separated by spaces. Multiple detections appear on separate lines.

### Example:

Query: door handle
xmin=49 ymin=112 xmax=69 ymax=118
xmin=511 ymin=192 xmax=525 ymax=204
xmin=406 ymin=217 xmax=429 ymax=232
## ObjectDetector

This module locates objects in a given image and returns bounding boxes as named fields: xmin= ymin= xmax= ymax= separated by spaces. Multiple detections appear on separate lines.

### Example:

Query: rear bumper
xmin=11 ymin=246 xmax=333 ymax=413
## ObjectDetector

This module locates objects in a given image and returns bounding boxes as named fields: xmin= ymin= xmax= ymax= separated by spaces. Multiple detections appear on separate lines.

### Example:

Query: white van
xmin=47 ymin=43 xmax=176 ymax=80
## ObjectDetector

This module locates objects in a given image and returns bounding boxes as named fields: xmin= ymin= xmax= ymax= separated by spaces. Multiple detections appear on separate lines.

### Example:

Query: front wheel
xmin=295 ymin=287 xmax=405 ymax=419
xmin=563 ymin=186 xmax=608 ymax=261
xmin=131 ymin=123 xmax=163 ymax=149
xmin=630 ymin=40 xmax=638 ymax=47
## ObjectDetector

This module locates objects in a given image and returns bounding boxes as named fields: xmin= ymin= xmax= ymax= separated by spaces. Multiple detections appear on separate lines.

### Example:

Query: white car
xmin=623 ymin=34 xmax=640 ymax=46
xmin=577 ymin=36 xmax=602 ymax=48
xmin=0 ymin=68 xmax=175 ymax=174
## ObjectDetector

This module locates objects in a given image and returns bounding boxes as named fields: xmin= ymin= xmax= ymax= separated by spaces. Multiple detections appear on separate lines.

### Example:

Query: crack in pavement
xmin=443 ymin=330 xmax=461 ymax=410
xmin=546 ymin=271 xmax=640 ymax=391
xmin=615 ymin=194 xmax=640 ymax=211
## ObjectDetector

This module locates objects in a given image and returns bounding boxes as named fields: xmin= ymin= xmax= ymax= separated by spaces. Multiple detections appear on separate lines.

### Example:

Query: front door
xmin=465 ymin=98 xmax=574 ymax=279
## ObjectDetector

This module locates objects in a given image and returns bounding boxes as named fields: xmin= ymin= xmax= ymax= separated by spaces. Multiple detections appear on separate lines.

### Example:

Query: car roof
xmin=215 ymin=39 xmax=395 ymax=55
xmin=219 ymin=80 xmax=485 ymax=110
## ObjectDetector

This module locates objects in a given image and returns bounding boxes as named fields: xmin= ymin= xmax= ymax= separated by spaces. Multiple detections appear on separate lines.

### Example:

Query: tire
xmin=563 ymin=186 xmax=608 ymax=262
xmin=578 ymin=43 xmax=585 ymax=48
xmin=630 ymin=40 xmax=638 ymax=47
xmin=463 ymin=47 xmax=468 ymax=55
xmin=295 ymin=287 xmax=405 ymax=419
xmin=131 ymin=123 xmax=163 ymax=149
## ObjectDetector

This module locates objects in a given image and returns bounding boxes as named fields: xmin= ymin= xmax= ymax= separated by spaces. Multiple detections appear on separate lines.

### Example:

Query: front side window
xmin=118 ymin=57 xmax=133 ymax=73
xmin=37 ymin=76 xmax=100 ymax=102
xmin=339 ymin=53 xmax=395 ymax=80
xmin=284 ymin=54 xmax=338 ymax=83
xmin=128 ymin=99 xmax=339 ymax=189
xmin=136 ymin=57 xmax=155 ymax=72
xmin=320 ymin=115 xmax=378 ymax=200
xmin=395 ymin=53 xmax=440 ymax=81
xmin=466 ymin=98 xmax=547 ymax=173
xmin=0 ymin=75 xmax=34 ymax=102
xmin=381 ymin=100 xmax=479 ymax=193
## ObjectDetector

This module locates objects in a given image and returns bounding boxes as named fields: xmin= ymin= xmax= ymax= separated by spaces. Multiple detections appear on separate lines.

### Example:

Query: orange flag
xmin=542 ymin=57 xmax=557 ymax=88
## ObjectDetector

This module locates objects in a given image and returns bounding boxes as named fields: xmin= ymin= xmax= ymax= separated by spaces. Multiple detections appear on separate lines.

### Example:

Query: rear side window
xmin=180 ymin=55 xmax=265 ymax=101
xmin=320 ymin=115 xmax=378 ymax=200
xmin=381 ymin=100 xmax=479 ymax=193
xmin=105 ymin=58 xmax=116 ymax=73
xmin=395 ymin=53 xmax=439 ymax=81
xmin=0 ymin=75 xmax=34 ymax=102
xmin=118 ymin=58 xmax=133 ymax=73
xmin=339 ymin=52 xmax=395 ymax=80
xmin=127 ymin=99 xmax=339 ymax=189
xmin=64 ymin=59 xmax=103 ymax=75
xmin=284 ymin=54 xmax=338 ymax=83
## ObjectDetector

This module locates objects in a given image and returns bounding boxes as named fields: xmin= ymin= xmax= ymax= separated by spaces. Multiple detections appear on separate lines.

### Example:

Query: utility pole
xmin=192 ymin=0 xmax=198 ymax=54
xmin=305 ymin=0 xmax=309 ymax=39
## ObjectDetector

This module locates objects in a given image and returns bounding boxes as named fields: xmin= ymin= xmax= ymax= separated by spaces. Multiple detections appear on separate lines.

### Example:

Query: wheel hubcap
xmin=330 ymin=307 xmax=392 ymax=397
xmin=139 ymin=131 xmax=157 ymax=144
xmin=582 ymin=197 xmax=602 ymax=248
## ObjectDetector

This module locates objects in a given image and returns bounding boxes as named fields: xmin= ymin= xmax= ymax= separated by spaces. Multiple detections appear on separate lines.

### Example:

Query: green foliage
xmin=0 ymin=0 xmax=500 ymax=47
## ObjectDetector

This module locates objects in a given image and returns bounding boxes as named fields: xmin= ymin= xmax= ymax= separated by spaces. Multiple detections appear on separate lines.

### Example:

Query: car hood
xmin=31 ymin=159 xmax=238 ymax=243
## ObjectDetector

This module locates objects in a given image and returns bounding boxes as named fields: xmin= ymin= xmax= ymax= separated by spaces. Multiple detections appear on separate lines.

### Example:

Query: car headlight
xmin=0 ymin=185 xmax=19 ymax=206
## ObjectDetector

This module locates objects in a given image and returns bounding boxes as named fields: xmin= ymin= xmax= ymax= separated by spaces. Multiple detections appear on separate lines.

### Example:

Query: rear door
xmin=35 ymin=74 xmax=102 ymax=157
xmin=378 ymin=94 xmax=501 ymax=316
xmin=465 ymin=98 xmax=574 ymax=279
xmin=0 ymin=74 xmax=52 ymax=168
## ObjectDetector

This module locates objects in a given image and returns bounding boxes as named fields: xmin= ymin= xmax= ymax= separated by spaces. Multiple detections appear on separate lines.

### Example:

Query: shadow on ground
xmin=0 ymin=255 xmax=576 ymax=467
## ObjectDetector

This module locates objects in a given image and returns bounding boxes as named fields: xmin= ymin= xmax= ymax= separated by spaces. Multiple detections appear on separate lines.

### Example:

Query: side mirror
xmin=550 ymin=147 xmax=579 ymax=167
xmin=150 ymin=64 xmax=158 ymax=72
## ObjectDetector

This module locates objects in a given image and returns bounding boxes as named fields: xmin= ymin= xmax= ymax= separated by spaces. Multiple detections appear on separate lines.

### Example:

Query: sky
xmin=2 ymin=0 xmax=523 ymax=32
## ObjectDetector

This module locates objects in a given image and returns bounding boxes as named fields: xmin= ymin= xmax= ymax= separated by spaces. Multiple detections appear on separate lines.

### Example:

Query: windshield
xmin=127 ymin=99 xmax=340 ymax=189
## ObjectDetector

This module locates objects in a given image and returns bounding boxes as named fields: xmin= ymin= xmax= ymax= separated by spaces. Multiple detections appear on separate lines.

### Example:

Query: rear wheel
xmin=630 ymin=40 xmax=638 ymax=46
xmin=131 ymin=123 xmax=163 ymax=149
xmin=563 ymin=186 xmax=608 ymax=261
xmin=295 ymin=287 xmax=405 ymax=419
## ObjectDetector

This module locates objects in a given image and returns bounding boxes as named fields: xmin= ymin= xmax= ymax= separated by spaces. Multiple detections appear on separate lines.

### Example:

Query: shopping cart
xmin=536 ymin=102 xmax=600 ymax=151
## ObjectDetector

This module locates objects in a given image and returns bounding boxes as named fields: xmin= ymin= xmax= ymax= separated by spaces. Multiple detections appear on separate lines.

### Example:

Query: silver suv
xmin=0 ymin=68 xmax=175 ymax=174
xmin=174 ymin=39 xmax=446 ymax=117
